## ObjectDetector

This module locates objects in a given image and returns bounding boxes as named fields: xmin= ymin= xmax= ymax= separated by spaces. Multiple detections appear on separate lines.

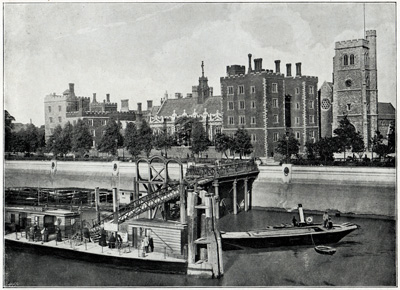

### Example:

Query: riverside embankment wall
xmin=4 ymin=161 xmax=396 ymax=218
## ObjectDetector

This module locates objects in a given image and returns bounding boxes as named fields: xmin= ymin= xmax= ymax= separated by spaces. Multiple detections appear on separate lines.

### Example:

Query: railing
xmin=186 ymin=160 xmax=259 ymax=179
xmin=90 ymin=184 xmax=180 ymax=234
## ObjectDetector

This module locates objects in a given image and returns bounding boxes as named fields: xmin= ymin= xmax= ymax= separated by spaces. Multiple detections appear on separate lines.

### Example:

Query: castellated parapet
xmin=335 ymin=39 xmax=369 ymax=49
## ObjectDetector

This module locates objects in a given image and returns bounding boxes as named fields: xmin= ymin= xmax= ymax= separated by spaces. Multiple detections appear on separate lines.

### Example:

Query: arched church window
xmin=350 ymin=54 xmax=355 ymax=65
xmin=343 ymin=54 xmax=348 ymax=65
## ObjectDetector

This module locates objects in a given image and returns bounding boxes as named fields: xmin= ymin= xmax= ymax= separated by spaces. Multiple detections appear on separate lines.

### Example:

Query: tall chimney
xmin=254 ymin=58 xmax=263 ymax=72
xmin=69 ymin=83 xmax=75 ymax=94
xmin=92 ymin=93 xmax=97 ymax=103
xmin=106 ymin=94 xmax=110 ymax=103
xmin=137 ymin=103 xmax=142 ymax=114
xmin=121 ymin=99 xmax=129 ymax=112
xmin=296 ymin=62 xmax=302 ymax=76
xmin=286 ymin=63 xmax=292 ymax=77
xmin=248 ymin=53 xmax=252 ymax=73
xmin=147 ymin=100 xmax=153 ymax=110
xmin=275 ymin=60 xmax=281 ymax=73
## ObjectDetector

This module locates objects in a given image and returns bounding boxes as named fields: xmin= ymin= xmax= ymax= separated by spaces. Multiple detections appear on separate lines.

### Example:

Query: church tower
xmin=332 ymin=30 xmax=378 ymax=149
xmin=197 ymin=61 xmax=213 ymax=104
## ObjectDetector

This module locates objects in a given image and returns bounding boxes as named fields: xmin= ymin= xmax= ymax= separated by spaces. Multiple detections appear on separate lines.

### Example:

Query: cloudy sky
xmin=4 ymin=2 xmax=396 ymax=126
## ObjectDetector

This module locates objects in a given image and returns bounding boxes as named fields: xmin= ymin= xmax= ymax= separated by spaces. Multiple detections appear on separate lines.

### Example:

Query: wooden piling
xmin=233 ymin=179 xmax=238 ymax=215
xmin=244 ymin=177 xmax=249 ymax=212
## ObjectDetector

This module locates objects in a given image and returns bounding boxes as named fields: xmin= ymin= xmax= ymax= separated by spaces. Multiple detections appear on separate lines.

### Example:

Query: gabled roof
xmin=378 ymin=102 xmax=396 ymax=120
xmin=319 ymin=81 xmax=333 ymax=91
xmin=157 ymin=96 xmax=222 ymax=117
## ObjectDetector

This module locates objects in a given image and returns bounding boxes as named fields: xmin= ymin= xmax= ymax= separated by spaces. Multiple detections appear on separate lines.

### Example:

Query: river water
xmin=4 ymin=209 xmax=396 ymax=286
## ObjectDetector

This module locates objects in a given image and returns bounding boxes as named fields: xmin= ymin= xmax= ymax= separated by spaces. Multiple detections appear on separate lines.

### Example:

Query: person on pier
xmin=323 ymin=211 xmax=329 ymax=228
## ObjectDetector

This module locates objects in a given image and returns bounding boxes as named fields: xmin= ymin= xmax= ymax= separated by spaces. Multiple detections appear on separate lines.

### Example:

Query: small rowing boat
xmin=314 ymin=245 xmax=337 ymax=255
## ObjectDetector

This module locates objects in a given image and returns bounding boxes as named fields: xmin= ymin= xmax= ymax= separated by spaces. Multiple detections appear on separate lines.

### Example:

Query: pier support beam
xmin=213 ymin=181 xmax=220 ymax=219
xmin=95 ymin=187 xmax=100 ymax=223
xmin=233 ymin=179 xmax=238 ymax=215
xmin=244 ymin=177 xmax=249 ymax=212
xmin=112 ymin=188 xmax=119 ymax=224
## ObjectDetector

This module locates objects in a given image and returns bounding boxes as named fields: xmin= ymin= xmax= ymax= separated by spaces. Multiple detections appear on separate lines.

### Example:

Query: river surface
xmin=4 ymin=209 xmax=396 ymax=286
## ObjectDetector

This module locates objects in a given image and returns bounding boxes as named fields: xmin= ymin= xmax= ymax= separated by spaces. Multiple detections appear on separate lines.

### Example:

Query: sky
xmin=3 ymin=2 xmax=397 ymax=126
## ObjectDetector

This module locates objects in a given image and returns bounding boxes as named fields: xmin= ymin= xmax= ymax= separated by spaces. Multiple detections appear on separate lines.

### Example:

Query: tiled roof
xmin=378 ymin=102 xmax=396 ymax=119
xmin=157 ymin=96 xmax=222 ymax=116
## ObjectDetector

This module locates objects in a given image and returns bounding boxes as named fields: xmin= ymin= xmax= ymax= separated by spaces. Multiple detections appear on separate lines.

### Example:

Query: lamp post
xmin=115 ymin=138 xmax=118 ymax=159
xmin=286 ymin=131 xmax=289 ymax=164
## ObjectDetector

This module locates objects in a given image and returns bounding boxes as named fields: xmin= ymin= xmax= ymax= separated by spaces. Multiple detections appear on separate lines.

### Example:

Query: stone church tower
xmin=332 ymin=30 xmax=378 ymax=148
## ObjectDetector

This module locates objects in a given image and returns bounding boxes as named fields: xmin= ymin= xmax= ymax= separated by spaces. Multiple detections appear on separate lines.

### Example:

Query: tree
xmin=24 ymin=124 xmax=40 ymax=154
xmin=333 ymin=116 xmax=357 ymax=159
xmin=152 ymin=125 xmax=174 ymax=157
xmin=388 ymin=123 xmax=395 ymax=153
xmin=232 ymin=128 xmax=253 ymax=159
xmin=351 ymin=131 xmax=365 ymax=158
xmin=46 ymin=125 xmax=63 ymax=156
xmin=72 ymin=119 xmax=93 ymax=156
xmin=37 ymin=126 xmax=46 ymax=152
xmin=138 ymin=119 xmax=153 ymax=157
xmin=214 ymin=132 xmax=233 ymax=159
xmin=124 ymin=122 xmax=141 ymax=159
xmin=191 ymin=119 xmax=209 ymax=157
xmin=371 ymin=131 xmax=389 ymax=159
xmin=275 ymin=132 xmax=299 ymax=162
xmin=5 ymin=110 xmax=15 ymax=152
xmin=97 ymin=118 xmax=123 ymax=156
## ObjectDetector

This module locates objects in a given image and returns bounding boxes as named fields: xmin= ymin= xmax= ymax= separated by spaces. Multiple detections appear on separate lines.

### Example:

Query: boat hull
xmin=221 ymin=225 xmax=358 ymax=249
xmin=5 ymin=239 xmax=187 ymax=275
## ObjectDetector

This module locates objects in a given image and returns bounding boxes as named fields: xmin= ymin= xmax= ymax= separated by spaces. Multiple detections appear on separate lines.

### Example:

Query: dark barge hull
xmin=221 ymin=227 xmax=357 ymax=249
xmin=5 ymin=239 xmax=187 ymax=275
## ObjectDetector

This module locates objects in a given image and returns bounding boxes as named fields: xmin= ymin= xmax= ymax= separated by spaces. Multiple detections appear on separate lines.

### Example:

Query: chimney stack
xmin=137 ymin=102 xmax=142 ymax=114
xmin=69 ymin=83 xmax=75 ymax=94
xmin=275 ymin=60 xmax=281 ymax=73
xmin=254 ymin=58 xmax=263 ymax=72
xmin=121 ymin=99 xmax=129 ymax=112
xmin=106 ymin=94 xmax=110 ymax=103
xmin=248 ymin=53 xmax=252 ymax=73
xmin=92 ymin=93 xmax=97 ymax=103
xmin=296 ymin=63 xmax=302 ymax=76
xmin=286 ymin=63 xmax=292 ymax=77
xmin=147 ymin=100 xmax=153 ymax=110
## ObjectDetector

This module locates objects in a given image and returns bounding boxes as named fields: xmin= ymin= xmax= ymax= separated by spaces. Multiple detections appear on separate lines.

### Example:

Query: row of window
xmin=48 ymin=105 xmax=62 ymax=113
xmin=343 ymin=54 xmax=355 ymax=66
xmin=272 ymin=131 xmax=315 ymax=142
xmin=227 ymin=115 xmax=316 ymax=125
xmin=226 ymin=85 xmax=314 ymax=95
xmin=227 ymin=100 xmax=315 ymax=110
xmin=49 ymin=117 xmax=62 ymax=123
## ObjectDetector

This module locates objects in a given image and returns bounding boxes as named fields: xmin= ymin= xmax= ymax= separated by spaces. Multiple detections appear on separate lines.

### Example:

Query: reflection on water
xmin=4 ymin=209 xmax=396 ymax=286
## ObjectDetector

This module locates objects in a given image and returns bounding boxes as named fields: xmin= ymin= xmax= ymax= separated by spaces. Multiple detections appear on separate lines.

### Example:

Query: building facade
xmin=221 ymin=54 xmax=318 ymax=158
xmin=44 ymin=83 xmax=136 ymax=148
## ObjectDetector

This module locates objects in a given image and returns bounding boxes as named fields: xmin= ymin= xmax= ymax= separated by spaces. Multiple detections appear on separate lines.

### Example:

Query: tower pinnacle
xmin=201 ymin=61 xmax=204 ymax=77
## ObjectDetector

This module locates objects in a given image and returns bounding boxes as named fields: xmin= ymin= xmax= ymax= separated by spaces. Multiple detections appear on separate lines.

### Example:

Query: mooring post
xmin=187 ymin=189 xmax=197 ymax=264
xmin=233 ymin=179 xmax=238 ymax=215
xmin=244 ymin=177 xmax=249 ymax=212
xmin=213 ymin=181 xmax=220 ymax=219
xmin=112 ymin=188 xmax=118 ymax=224
xmin=95 ymin=187 xmax=100 ymax=223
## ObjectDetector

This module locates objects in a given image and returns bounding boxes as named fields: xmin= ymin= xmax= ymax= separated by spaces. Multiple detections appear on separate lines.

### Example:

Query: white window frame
xmin=296 ymin=102 xmax=300 ymax=110
xmin=295 ymin=87 xmax=300 ymax=95
xmin=228 ymin=101 xmax=234 ymax=111
xmin=251 ymin=116 xmax=256 ymax=124
xmin=239 ymin=100 xmax=245 ymax=110
xmin=296 ymin=132 xmax=300 ymax=139
xmin=239 ymin=115 xmax=245 ymax=125
xmin=309 ymin=115 xmax=315 ymax=123
xmin=227 ymin=86 xmax=234 ymax=95
xmin=273 ymin=132 xmax=279 ymax=142
xmin=228 ymin=116 xmax=234 ymax=125
xmin=238 ymin=85 xmax=244 ymax=94
xmin=309 ymin=100 xmax=314 ymax=109
xmin=272 ymin=83 xmax=278 ymax=93
xmin=92 ymin=130 xmax=96 ymax=137
xmin=250 ymin=86 xmax=256 ymax=94
xmin=251 ymin=134 xmax=257 ymax=142
xmin=273 ymin=114 xmax=279 ymax=123
xmin=347 ymin=103 xmax=352 ymax=111
xmin=88 ymin=119 xmax=93 ymax=126
xmin=251 ymin=101 xmax=256 ymax=109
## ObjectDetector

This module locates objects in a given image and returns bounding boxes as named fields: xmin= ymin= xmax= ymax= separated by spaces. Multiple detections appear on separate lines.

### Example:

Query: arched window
xmin=343 ymin=54 xmax=348 ymax=65
xmin=350 ymin=54 xmax=355 ymax=65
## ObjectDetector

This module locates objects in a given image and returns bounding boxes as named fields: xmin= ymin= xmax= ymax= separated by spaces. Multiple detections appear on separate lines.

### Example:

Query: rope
xmin=310 ymin=233 xmax=316 ymax=246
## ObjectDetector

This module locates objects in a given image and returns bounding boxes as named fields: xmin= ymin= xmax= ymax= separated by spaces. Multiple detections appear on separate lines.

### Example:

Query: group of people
xmin=291 ymin=211 xmax=333 ymax=229
xmin=25 ymin=223 xmax=62 ymax=242
xmin=98 ymin=229 xmax=124 ymax=249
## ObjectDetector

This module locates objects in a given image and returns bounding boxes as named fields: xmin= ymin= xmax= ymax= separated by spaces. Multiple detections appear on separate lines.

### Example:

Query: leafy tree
xmin=388 ymin=123 xmax=395 ymax=153
xmin=305 ymin=141 xmax=317 ymax=160
xmin=316 ymin=137 xmax=338 ymax=163
xmin=333 ymin=116 xmax=357 ymax=159
xmin=191 ymin=119 xmax=209 ymax=157
xmin=71 ymin=119 xmax=93 ymax=156
xmin=351 ymin=131 xmax=365 ymax=158
xmin=5 ymin=110 xmax=15 ymax=152
xmin=175 ymin=116 xmax=195 ymax=146
xmin=371 ymin=131 xmax=389 ymax=159
xmin=275 ymin=132 xmax=299 ymax=162
xmin=124 ymin=122 xmax=141 ymax=159
xmin=153 ymin=125 xmax=174 ymax=157
xmin=12 ymin=129 xmax=27 ymax=153
xmin=138 ymin=119 xmax=153 ymax=157
xmin=232 ymin=128 xmax=253 ymax=159
xmin=97 ymin=118 xmax=123 ymax=156
xmin=46 ymin=125 xmax=63 ymax=156
xmin=214 ymin=132 xmax=232 ymax=159
xmin=24 ymin=124 xmax=40 ymax=154
xmin=37 ymin=126 xmax=46 ymax=152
